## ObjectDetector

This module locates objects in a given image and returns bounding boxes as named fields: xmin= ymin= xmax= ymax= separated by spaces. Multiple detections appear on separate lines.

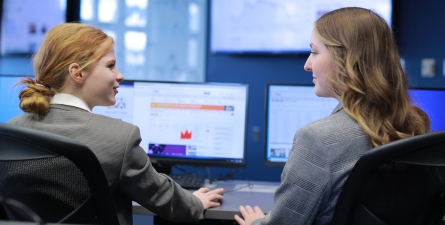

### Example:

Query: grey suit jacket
xmin=8 ymin=104 xmax=203 ymax=225
xmin=253 ymin=104 xmax=372 ymax=225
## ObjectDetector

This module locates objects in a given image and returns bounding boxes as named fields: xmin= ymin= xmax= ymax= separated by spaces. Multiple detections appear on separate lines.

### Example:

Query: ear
xmin=68 ymin=63 xmax=85 ymax=85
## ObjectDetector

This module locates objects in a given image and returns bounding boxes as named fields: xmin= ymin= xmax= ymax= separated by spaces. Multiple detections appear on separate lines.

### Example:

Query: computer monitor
xmin=408 ymin=88 xmax=445 ymax=132
xmin=264 ymin=84 xmax=445 ymax=167
xmin=93 ymin=80 xmax=249 ymax=168
xmin=264 ymin=83 xmax=338 ymax=167
xmin=0 ymin=75 xmax=29 ymax=122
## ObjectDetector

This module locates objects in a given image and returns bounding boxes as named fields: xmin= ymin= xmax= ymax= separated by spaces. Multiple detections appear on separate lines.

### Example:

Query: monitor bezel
xmin=122 ymin=79 xmax=250 ymax=168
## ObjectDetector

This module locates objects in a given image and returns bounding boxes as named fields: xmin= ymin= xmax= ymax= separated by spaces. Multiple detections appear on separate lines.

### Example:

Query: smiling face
xmin=80 ymin=42 xmax=124 ymax=109
xmin=304 ymin=28 xmax=337 ymax=99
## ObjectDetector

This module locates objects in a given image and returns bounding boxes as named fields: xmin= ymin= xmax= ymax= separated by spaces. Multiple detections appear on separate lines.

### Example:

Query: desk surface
xmin=132 ymin=180 xmax=279 ymax=220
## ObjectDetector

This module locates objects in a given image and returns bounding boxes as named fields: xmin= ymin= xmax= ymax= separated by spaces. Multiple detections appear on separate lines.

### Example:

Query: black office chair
xmin=331 ymin=130 xmax=445 ymax=225
xmin=0 ymin=123 xmax=119 ymax=225
xmin=0 ymin=190 xmax=44 ymax=225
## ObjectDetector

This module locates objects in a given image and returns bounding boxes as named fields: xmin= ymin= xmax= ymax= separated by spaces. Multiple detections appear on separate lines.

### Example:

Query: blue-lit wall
xmin=1 ymin=0 xmax=445 ymax=182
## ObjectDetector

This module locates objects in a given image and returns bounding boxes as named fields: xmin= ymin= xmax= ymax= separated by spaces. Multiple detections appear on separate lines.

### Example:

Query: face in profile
xmin=304 ymin=29 xmax=336 ymax=99
xmin=81 ymin=41 xmax=124 ymax=109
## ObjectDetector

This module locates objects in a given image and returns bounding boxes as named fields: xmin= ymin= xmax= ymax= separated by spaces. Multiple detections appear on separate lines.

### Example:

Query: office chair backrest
xmin=0 ymin=123 xmax=119 ymax=225
xmin=331 ymin=130 xmax=445 ymax=225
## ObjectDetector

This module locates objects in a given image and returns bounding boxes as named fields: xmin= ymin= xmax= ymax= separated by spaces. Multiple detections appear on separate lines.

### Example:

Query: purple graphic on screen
xmin=148 ymin=144 xmax=186 ymax=155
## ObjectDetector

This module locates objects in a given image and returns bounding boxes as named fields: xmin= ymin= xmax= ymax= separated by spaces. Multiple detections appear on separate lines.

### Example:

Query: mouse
xmin=212 ymin=193 xmax=223 ymax=205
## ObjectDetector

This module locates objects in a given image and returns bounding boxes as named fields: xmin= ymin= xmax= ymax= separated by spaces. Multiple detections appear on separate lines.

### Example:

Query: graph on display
xmin=180 ymin=130 xmax=193 ymax=139
xmin=211 ymin=0 xmax=392 ymax=53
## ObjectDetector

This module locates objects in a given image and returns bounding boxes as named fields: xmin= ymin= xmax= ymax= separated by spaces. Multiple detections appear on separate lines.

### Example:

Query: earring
xmin=77 ymin=83 xmax=83 ymax=87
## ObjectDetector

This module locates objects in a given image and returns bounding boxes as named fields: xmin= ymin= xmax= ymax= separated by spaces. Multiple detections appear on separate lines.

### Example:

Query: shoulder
xmin=89 ymin=113 xmax=138 ymax=132
xmin=297 ymin=107 xmax=365 ymax=146
xmin=8 ymin=113 xmax=35 ymax=125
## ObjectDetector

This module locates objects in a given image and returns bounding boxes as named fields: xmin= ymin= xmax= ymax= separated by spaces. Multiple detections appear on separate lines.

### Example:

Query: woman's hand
xmin=192 ymin=187 xmax=224 ymax=209
xmin=234 ymin=205 xmax=265 ymax=225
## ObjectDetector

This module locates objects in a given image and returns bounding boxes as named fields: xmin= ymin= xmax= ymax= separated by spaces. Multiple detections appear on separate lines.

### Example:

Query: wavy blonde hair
xmin=17 ymin=23 xmax=114 ymax=116
xmin=315 ymin=7 xmax=430 ymax=147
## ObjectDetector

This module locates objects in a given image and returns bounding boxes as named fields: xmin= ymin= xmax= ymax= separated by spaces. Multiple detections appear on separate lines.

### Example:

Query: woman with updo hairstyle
xmin=235 ymin=7 xmax=430 ymax=225
xmin=7 ymin=23 xmax=223 ymax=225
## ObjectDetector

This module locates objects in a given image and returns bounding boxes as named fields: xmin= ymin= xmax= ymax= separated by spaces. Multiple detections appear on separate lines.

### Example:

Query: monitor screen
xmin=0 ymin=0 xmax=66 ymax=56
xmin=0 ymin=75 xmax=29 ymax=122
xmin=408 ymin=88 xmax=445 ymax=132
xmin=264 ymin=84 xmax=445 ymax=167
xmin=93 ymin=80 xmax=249 ymax=167
xmin=210 ymin=0 xmax=392 ymax=54
xmin=264 ymin=83 xmax=338 ymax=167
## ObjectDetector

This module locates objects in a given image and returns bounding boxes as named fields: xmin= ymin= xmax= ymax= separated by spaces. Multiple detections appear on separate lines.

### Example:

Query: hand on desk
xmin=234 ymin=205 xmax=265 ymax=225
xmin=193 ymin=187 xmax=224 ymax=210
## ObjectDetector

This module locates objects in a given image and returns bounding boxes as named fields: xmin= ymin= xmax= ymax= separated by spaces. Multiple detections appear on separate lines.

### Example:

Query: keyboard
xmin=169 ymin=174 xmax=205 ymax=189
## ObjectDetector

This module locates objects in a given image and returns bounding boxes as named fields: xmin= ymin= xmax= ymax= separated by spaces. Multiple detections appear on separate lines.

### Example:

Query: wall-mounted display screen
xmin=80 ymin=0 xmax=207 ymax=82
xmin=0 ymin=0 xmax=66 ymax=56
xmin=210 ymin=0 xmax=392 ymax=54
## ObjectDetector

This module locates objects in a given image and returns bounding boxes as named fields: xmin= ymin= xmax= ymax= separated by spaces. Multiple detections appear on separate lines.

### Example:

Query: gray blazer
xmin=8 ymin=104 xmax=203 ymax=225
xmin=253 ymin=104 xmax=372 ymax=225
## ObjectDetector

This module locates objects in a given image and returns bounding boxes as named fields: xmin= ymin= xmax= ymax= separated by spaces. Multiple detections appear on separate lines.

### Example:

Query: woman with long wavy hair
xmin=235 ymin=7 xmax=430 ymax=225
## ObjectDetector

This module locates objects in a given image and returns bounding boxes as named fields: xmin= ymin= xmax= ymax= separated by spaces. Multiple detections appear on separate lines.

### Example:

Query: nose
xmin=304 ymin=56 xmax=312 ymax=72
xmin=116 ymin=69 xmax=124 ymax=83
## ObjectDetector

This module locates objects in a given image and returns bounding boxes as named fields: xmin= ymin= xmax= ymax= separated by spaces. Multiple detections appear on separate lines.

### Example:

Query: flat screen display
xmin=264 ymin=83 xmax=338 ymax=167
xmin=0 ymin=75 xmax=28 ymax=122
xmin=0 ymin=0 xmax=65 ymax=56
xmin=210 ymin=0 xmax=392 ymax=53
xmin=93 ymin=80 xmax=249 ymax=167
xmin=264 ymin=84 xmax=445 ymax=167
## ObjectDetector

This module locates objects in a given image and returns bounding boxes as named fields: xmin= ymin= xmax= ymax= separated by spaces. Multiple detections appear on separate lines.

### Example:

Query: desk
xmin=132 ymin=180 xmax=279 ymax=221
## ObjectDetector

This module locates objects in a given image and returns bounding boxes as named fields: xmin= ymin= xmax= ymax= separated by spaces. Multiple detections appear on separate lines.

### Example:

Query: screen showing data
xmin=93 ymin=80 xmax=249 ymax=167
xmin=264 ymin=84 xmax=445 ymax=167
xmin=264 ymin=83 xmax=338 ymax=166
xmin=211 ymin=0 xmax=392 ymax=53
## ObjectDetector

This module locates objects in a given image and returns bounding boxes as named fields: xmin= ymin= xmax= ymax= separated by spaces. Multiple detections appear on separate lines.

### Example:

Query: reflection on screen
xmin=93 ymin=80 xmax=248 ymax=167
xmin=264 ymin=83 xmax=338 ymax=166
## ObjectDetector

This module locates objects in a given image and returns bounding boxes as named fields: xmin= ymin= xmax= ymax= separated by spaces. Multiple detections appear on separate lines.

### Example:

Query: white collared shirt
xmin=50 ymin=93 xmax=92 ymax=112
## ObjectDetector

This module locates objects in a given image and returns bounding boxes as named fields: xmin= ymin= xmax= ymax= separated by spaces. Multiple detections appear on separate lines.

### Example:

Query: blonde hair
xmin=17 ymin=23 xmax=114 ymax=116
xmin=315 ymin=7 xmax=430 ymax=147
